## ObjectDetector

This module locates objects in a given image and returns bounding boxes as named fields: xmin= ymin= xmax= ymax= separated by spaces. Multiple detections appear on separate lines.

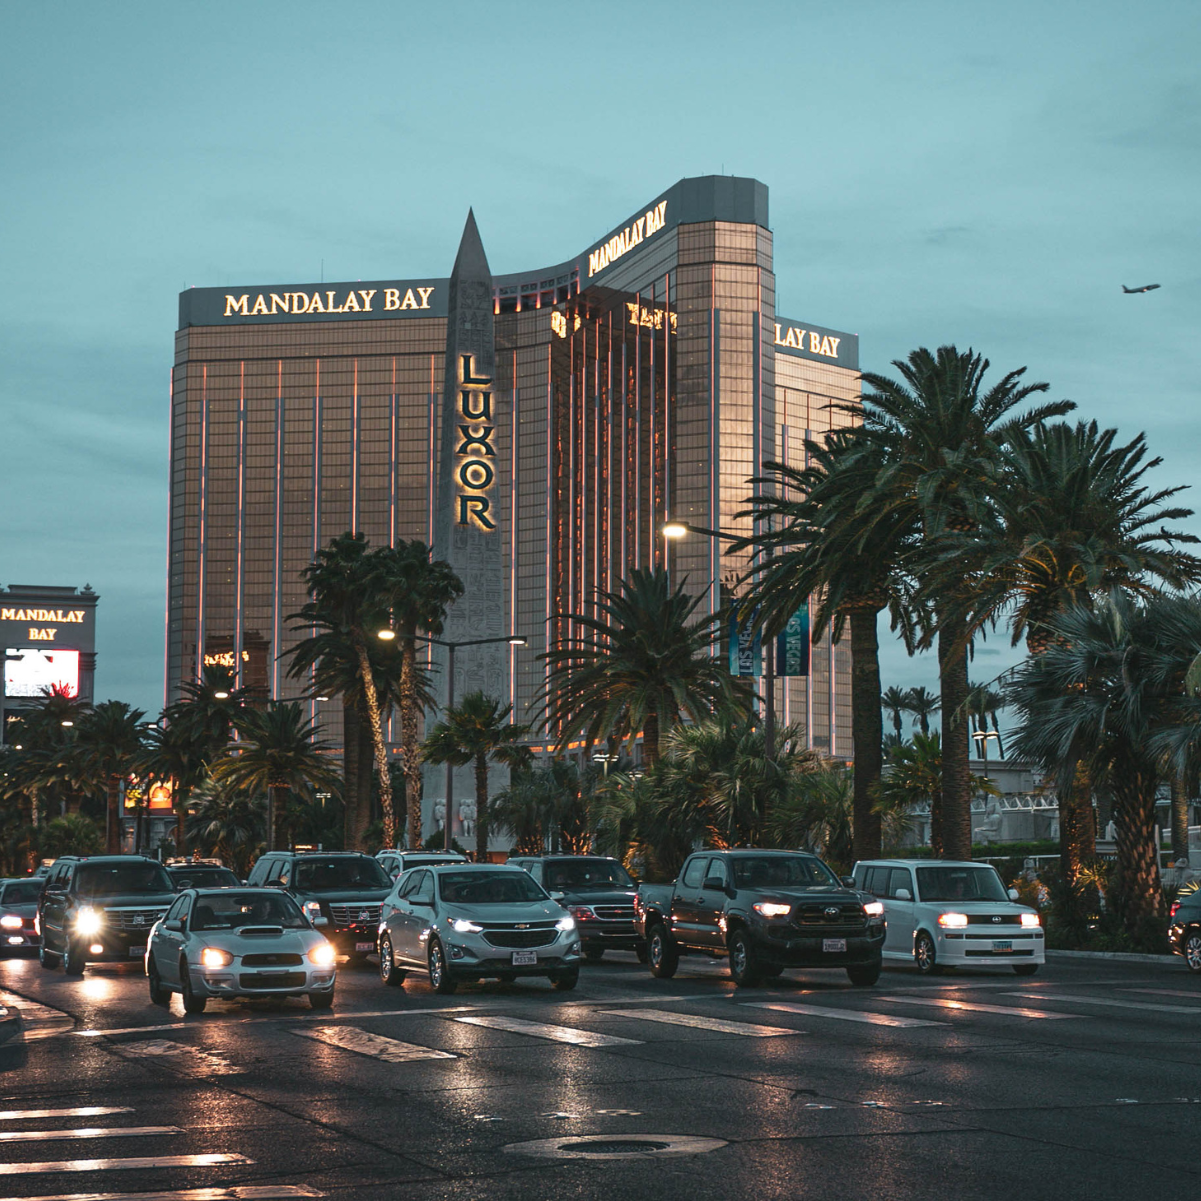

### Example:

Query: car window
xmin=294 ymin=857 xmax=391 ymax=891
xmin=544 ymin=859 xmax=635 ymax=890
xmin=164 ymin=895 xmax=188 ymax=921
xmin=76 ymin=863 xmax=173 ymax=897
xmin=437 ymin=870 xmax=548 ymax=905
xmin=702 ymin=859 xmax=728 ymax=889
xmin=681 ymin=858 xmax=706 ymax=890
xmin=170 ymin=867 xmax=240 ymax=890
xmin=528 ymin=862 xmax=544 ymax=885
xmin=730 ymin=856 xmax=841 ymax=889
xmin=1 ymin=881 xmax=41 ymax=904
xmin=247 ymin=857 xmax=271 ymax=886
xmin=915 ymin=865 xmax=1007 ymax=903
xmin=409 ymin=872 xmax=433 ymax=904
xmin=190 ymin=891 xmax=307 ymax=930
xmin=888 ymin=868 xmax=914 ymax=898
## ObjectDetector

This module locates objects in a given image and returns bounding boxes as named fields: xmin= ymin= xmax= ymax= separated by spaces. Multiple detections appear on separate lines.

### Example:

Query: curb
xmin=0 ymin=1004 xmax=21 ymax=1046
xmin=1046 ymin=948 xmax=1179 ymax=966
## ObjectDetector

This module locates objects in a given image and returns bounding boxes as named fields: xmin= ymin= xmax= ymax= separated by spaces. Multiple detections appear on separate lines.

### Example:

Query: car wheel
xmin=63 ymin=939 xmax=86 ymax=976
xmin=308 ymin=989 xmax=335 ymax=1010
xmin=1185 ymin=930 xmax=1201 ymax=974
xmin=147 ymin=956 xmax=169 ymax=1005
xmin=728 ymin=928 xmax=763 ymax=988
xmin=647 ymin=923 xmax=679 ymax=979
xmin=38 ymin=941 xmax=60 ymax=970
xmin=1012 ymin=963 xmax=1040 ymax=977
xmin=914 ymin=932 xmax=942 ymax=975
xmin=583 ymin=945 xmax=605 ymax=963
xmin=551 ymin=968 xmax=579 ymax=991
xmin=427 ymin=938 xmax=457 ymax=994
xmin=379 ymin=935 xmax=406 ymax=987
xmin=847 ymin=963 xmax=881 ymax=986
xmin=179 ymin=962 xmax=207 ymax=1014
xmin=635 ymin=943 xmax=649 ymax=964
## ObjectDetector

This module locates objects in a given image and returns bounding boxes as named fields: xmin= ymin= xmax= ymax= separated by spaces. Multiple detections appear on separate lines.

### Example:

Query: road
xmin=1 ymin=949 xmax=1200 ymax=1201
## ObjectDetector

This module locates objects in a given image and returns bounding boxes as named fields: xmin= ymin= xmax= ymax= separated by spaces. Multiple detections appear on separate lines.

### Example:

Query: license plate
xmin=511 ymin=951 xmax=537 ymax=966
xmin=822 ymin=938 xmax=847 ymax=953
xmin=992 ymin=940 xmax=1013 ymax=952
xmin=128 ymin=946 xmax=145 ymax=958
xmin=355 ymin=942 xmax=374 ymax=953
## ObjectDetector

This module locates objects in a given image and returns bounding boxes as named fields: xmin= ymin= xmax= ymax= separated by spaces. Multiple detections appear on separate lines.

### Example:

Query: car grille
xmin=966 ymin=914 xmax=1021 ymax=925
xmin=242 ymin=953 xmax=304 ymax=967
xmin=791 ymin=903 xmax=867 ymax=929
xmin=238 ymin=971 xmax=307 ymax=989
xmin=328 ymin=903 xmax=382 ymax=929
xmin=482 ymin=924 xmax=559 ymax=949
xmin=591 ymin=905 xmax=636 ymax=921
xmin=104 ymin=907 xmax=169 ymax=931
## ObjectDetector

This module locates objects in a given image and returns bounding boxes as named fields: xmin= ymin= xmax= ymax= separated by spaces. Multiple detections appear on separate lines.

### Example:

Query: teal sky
xmin=2 ymin=1 xmax=1198 ymax=725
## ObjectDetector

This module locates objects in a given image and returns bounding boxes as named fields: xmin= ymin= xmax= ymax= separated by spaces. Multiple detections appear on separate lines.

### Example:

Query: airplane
xmin=1122 ymin=283 xmax=1161 ymax=293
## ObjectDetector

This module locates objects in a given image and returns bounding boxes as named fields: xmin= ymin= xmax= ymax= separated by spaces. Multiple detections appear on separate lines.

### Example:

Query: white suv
xmin=852 ymin=859 xmax=1044 ymax=976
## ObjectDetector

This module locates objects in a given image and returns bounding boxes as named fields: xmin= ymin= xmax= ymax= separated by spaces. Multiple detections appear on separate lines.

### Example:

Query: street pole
xmin=444 ymin=642 xmax=455 ymax=854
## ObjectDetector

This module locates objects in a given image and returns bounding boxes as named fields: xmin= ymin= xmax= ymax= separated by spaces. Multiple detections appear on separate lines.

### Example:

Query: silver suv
xmin=375 ymin=850 xmax=467 ymax=881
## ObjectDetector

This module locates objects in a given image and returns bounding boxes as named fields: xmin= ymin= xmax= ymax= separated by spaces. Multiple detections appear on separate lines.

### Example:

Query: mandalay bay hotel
xmin=167 ymin=175 xmax=859 ymax=843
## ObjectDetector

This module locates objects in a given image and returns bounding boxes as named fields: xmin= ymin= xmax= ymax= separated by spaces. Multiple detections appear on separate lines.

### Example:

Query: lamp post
xmin=378 ymin=629 xmax=527 ymax=853
xmin=972 ymin=729 xmax=1001 ymax=785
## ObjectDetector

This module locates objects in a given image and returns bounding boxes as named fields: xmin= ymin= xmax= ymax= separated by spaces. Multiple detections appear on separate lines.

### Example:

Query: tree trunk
xmin=175 ymin=785 xmax=189 ymax=855
xmin=938 ymin=615 xmax=972 ymax=860
xmin=849 ymin=608 xmax=883 ymax=860
xmin=343 ymin=700 xmax=363 ymax=851
xmin=400 ymin=637 xmax=423 ymax=851
xmin=1058 ymin=761 xmax=1095 ymax=887
xmin=1111 ymin=762 xmax=1164 ymax=932
xmin=1170 ymin=773 xmax=1190 ymax=863
xmin=353 ymin=636 xmax=394 ymax=847
xmin=268 ymin=784 xmax=288 ymax=851
xmin=359 ymin=719 xmax=375 ymax=835
xmin=266 ymin=783 xmax=276 ymax=852
xmin=474 ymin=753 xmax=489 ymax=863
xmin=106 ymin=775 xmax=122 ymax=854
xmin=642 ymin=710 xmax=659 ymax=768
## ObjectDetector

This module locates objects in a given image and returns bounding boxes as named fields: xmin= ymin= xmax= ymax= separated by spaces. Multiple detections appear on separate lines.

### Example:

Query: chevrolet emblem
xmin=515 ymin=923 xmax=529 ymax=929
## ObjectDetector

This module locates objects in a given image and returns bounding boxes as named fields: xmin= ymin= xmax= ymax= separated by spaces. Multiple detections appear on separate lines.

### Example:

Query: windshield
xmin=190 ymin=891 xmax=307 ymax=930
xmin=438 ymin=871 xmax=548 ymax=905
xmin=294 ymin=858 xmax=390 ymax=891
xmin=1 ymin=882 xmax=41 ymax=905
xmin=170 ymin=868 xmax=240 ymax=889
xmin=545 ymin=859 xmax=635 ymax=890
xmin=76 ymin=863 xmax=173 ymax=897
xmin=731 ymin=855 xmax=840 ymax=889
xmin=916 ymin=866 xmax=1008 ymax=903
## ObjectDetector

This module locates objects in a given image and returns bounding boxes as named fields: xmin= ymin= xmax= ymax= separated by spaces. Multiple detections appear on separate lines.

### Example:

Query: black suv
xmin=1169 ymin=887 xmax=1201 ymax=972
xmin=38 ymin=855 xmax=177 ymax=975
xmin=509 ymin=855 xmax=646 ymax=962
xmin=247 ymin=851 xmax=391 ymax=961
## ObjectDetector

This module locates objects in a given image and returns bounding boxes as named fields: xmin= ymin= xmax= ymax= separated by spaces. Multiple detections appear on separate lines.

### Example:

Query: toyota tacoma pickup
xmin=635 ymin=848 xmax=885 ymax=986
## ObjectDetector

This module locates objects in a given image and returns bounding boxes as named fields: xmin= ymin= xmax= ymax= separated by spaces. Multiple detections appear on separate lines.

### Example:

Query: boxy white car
xmin=851 ymin=859 xmax=1044 ymax=976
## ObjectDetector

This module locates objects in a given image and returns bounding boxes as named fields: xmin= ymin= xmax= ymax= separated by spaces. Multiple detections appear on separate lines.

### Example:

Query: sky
xmin=1 ymin=1 xmax=1198 ymax=731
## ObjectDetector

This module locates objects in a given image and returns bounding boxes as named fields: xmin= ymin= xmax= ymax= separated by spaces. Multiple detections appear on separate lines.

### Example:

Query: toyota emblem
xmin=824 ymin=907 xmax=839 ymax=917
xmin=992 ymin=916 xmax=1002 ymax=923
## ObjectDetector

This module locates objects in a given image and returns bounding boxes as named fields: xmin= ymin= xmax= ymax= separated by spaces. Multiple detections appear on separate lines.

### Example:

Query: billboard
xmin=3 ymin=648 xmax=79 ymax=698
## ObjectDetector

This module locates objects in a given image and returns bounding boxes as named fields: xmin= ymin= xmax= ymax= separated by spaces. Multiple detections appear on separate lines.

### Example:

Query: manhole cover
xmin=504 ymin=1133 xmax=727 ymax=1160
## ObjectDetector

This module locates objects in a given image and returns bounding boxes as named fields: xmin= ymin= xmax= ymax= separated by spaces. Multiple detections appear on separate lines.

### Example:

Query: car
xmin=636 ymin=849 xmax=886 ymax=987
xmin=1168 ymin=884 xmax=1201 ymax=972
xmin=508 ymin=855 xmax=645 ymax=962
xmin=375 ymin=850 xmax=467 ymax=881
xmin=852 ymin=858 xmax=1045 ymax=976
xmin=377 ymin=863 xmax=583 ymax=994
xmin=166 ymin=863 xmax=242 ymax=891
xmin=146 ymin=887 xmax=337 ymax=1013
xmin=0 ymin=878 xmax=43 ymax=953
xmin=246 ymin=851 xmax=391 ymax=962
xmin=38 ymin=855 xmax=177 ymax=975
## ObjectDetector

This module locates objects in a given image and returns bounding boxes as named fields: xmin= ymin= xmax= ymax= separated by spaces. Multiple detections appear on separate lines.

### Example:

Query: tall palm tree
xmin=74 ymin=701 xmax=152 ymax=853
xmin=422 ymin=691 xmax=531 ymax=860
xmin=542 ymin=567 xmax=751 ymax=767
xmin=881 ymin=687 xmax=911 ymax=742
xmin=143 ymin=720 xmax=209 ymax=855
xmin=212 ymin=701 xmax=340 ymax=851
xmin=905 ymin=686 xmax=941 ymax=736
xmin=964 ymin=683 xmax=1006 ymax=756
xmin=858 ymin=346 xmax=1072 ymax=859
xmin=185 ymin=779 xmax=265 ymax=878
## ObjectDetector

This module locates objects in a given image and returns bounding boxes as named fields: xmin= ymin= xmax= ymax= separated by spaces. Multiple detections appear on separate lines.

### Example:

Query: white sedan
xmin=146 ymin=887 xmax=337 ymax=1013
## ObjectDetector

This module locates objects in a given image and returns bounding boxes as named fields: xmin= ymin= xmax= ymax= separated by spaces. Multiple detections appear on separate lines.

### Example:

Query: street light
xmin=213 ymin=691 xmax=230 ymax=700
xmin=972 ymin=730 xmax=1002 ymax=787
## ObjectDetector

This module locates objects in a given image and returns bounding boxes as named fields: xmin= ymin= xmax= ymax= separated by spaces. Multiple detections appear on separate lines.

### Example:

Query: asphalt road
xmin=1 ymin=948 xmax=1200 ymax=1201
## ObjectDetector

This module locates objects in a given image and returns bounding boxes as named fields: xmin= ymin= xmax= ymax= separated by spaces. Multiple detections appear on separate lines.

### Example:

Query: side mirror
xmin=313 ymin=915 xmax=329 ymax=928
xmin=894 ymin=888 xmax=912 ymax=902
xmin=163 ymin=918 xmax=184 ymax=932
xmin=550 ymin=891 xmax=566 ymax=901
xmin=1008 ymin=888 xmax=1020 ymax=902
xmin=841 ymin=876 xmax=856 ymax=888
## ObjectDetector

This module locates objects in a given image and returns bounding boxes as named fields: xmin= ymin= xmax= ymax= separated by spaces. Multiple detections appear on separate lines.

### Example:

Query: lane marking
xmin=0 ymin=989 xmax=74 ymax=1039
xmin=0 ymin=1153 xmax=251 ymax=1176
xmin=876 ymin=996 xmax=1079 ymax=1020
xmin=291 ymin=1026 xmax=455 ymax=1062
xmin=0 ymin=1107 xmax=134 ymax=1122
xmin=1124 ymin=989 xmax=1201 ymax=1000
xmin=0 ymin=1127 xmax=181 ymax=1144
xmin=744 ymin=1002 xmax=945 ymax=1028
xmin=453 ymin=1014 xmax=642 ymax=1047
xmin=599 ymin=1008 xmax=802 ymax=1037
xmin=1006 ymin=992 xmax=1201 ymax=1014
xmin=107 ymin=1039 xmax=239 ymax=1075
xmin=76 ymin=1024 xmax=192 ymax=1038
xmin=0 ymin=1188 xmax=321 ymax=1201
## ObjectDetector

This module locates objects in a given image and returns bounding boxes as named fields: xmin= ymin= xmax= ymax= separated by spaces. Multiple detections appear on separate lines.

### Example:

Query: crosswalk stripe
xmin=76 ymin=1024 xmax=192 ymax=1038
xmin=292 ymin=1026 xmax=455 ymax=1062
xmin=876 ymin=996 xmax=1079 ymax=1020
xmin=1006 ymin=992 xmax=1201 ymax=1014
xmin=744 ymin=1001 xmax=945 ymax=1028
xmin=108 ymin=1039 xmax=239 ymax=1075
xmin=453 ymin=1015 xmax=642 ymax=1047
xmin=599 ymin=1009 xmax=802 ymax=1037
xmin=0 ymin=1153 xmax=251 ymax=1176
xmin=0 ymin=989 xmax=73 ymax=1039
xmin=0 ymin=1126 xmax=180 ymax=1144
xmin=0 ymin=1107 xmax=134 ymax=1122
xmin=0 ymin=1187 xmax=322 ymax=1200
xmin=1124 ymin=988 xmax=1201 ymax=1000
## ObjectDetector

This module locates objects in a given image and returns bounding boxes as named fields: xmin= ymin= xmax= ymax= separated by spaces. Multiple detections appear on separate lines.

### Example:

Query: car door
xmin=671 ymin=856 xmax=709 ymax=945
xmin=391 ymin=871 xmax=429 ymax=963
xmin=41 ymin=863 xmax=72 ymax=950
xmin=155 ymin=895 xmax=190 ymax=984
xmin=884 ymin=867 xmax=917 ymax=955
xmin=694 ymin=857 xmax=730 ymax=949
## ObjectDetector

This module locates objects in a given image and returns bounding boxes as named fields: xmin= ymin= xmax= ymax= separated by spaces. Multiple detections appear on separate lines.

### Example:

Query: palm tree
xmin=143 ymin=720 xmax=208 ymax=855
xmin=185 ymin=779 xmax=264 ymax=878
xmin=964 ymin=683 xmax=1006 ymax=756
xmin=881 ymin=687 xmax=910 ymax=742
xmin=74 ymin=701 xmax=151 ymax=853
xmin=858 ymin=346 xmax=1072 ymax=859
xmin=491 ymin=759 xmax=597 ymax=855
xmin=905 ymin=686 xmax=941 ymax=736
xmin=211 ymin=701 xmax=340 ymax=851
xmin=542 ymin=567 xmax=751 ymax=767
xmin=422 ymin=691 xmax=532 ymax=861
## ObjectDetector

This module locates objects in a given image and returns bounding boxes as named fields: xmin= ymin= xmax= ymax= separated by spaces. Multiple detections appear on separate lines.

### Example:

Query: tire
xmin=63 ymin=939 xmax=86 ymax=976
xmin=147 ymin=956 xmax=169 ymax=1005
xmin=1184 ymin=930 xmax=1201 ymax=974
xmin=308 ymin=989 xmax=335 ymax=1010
xmin=180 ymin=962 xmax=207 ymax=1014
xmin=728 ymin=928 xmax=763 ymax=988
xmin=551 ymin=968 xmax=579 ymax=991
xmin=39 ymin=941 xmax=60 ymax=969
xmin=647 ymin=923 xmax=679 ymax=979
xmin=635 ymin=943 xmax=649 ymax=964
xmin=914 ymin=932 xmax=943 ymax=976
xmin=427 ymin=938 xmax=457 ymax=994
xmin=1012 ymin=963 xmax=1040 ymax=977
xmin=583 ymin=945 xmax=605 ymax=963
xmin=378 ymin=935 xmax=406 ymax=987
xmin=847 ymin=963 xmax=881 ymax=987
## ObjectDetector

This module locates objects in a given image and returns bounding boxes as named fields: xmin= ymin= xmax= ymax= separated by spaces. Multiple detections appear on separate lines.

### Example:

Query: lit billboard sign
xmin=4 ymin=648 xmax=80 ymax=698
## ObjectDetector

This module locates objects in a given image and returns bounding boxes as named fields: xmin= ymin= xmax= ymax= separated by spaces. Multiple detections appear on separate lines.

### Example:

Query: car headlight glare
xmin=556 ymin=916 xmax=576 ymax=932
xmin=451 ymin=918 xmax=483 ymax=934
xmin=863 ymin=901 xmax=885 ymax=917
xmin=938 ymin=912 xmax=968 ymax=928
xmin=0 ymin=914 xmax=22 ymax=930
xmin=74 ymin=907 xmax=103 ymax=935
xmin=753 ymin=902 xmax=792 ymax=918
xmin=1020 ymin=912 xmax=1041 ymax=928
xmin=308 ymin=942 xmax=337 ymax=967
xmin=200 ymin=947 xmax=234 ymax=968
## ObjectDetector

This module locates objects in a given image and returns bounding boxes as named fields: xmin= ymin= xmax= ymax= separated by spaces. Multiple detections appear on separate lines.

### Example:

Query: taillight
xmin=1170 ymin=901 xmax=1180 ymax=920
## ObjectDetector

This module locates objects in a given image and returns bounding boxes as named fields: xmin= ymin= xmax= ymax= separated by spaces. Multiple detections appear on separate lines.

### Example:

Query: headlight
xmin=863 ymin=901 xmax=885 ymax=917
xmin=753 ymin=902 xmax=792 ymax=918
xmin=200 ymin=947 xmax=234 ymax=968
xmin=0 ymin=915 xmax=22 ymax=930
xmin=1020 ymin=912 xmax=1041 ymax=928
xmin=302 ymin=900 xmax=323 ymax=923
xmin=308 ymin=942 xmax=337 ymax=967
xmin=74 ymin=907 xmax=103 ymax=935
xmin=568 ymin=905 xmax=597 ymax=921
xmin=451 ymin=918 xmax=483 ymax=934
xmin=938 ymin=913 xmax=968 ymax=928
xmin=556 ymin=916 xmax=576 ymax=932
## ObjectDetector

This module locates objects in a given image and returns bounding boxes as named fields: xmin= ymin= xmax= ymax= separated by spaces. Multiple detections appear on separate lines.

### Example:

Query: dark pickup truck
xmin=635 ymin=848 xmax=886 ymax=987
